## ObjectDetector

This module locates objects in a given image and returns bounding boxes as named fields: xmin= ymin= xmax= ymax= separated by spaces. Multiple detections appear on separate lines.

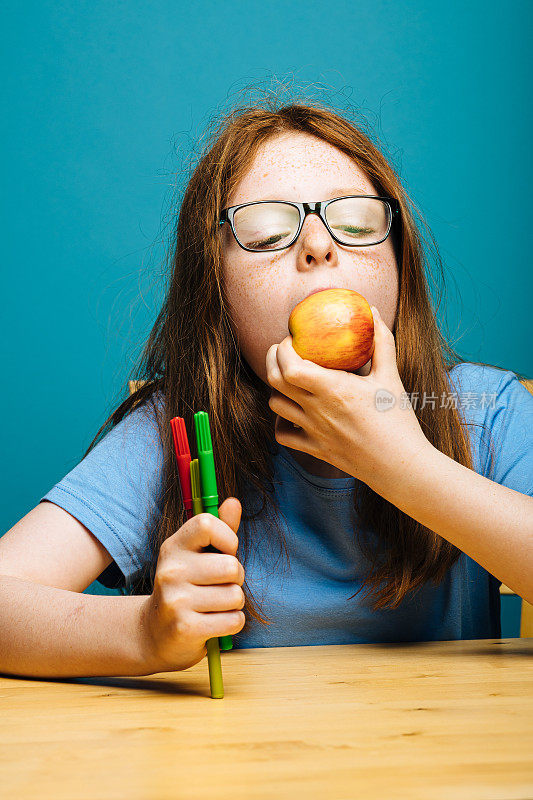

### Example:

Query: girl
xmin=1 ymin=99 xmax=532 ymax=678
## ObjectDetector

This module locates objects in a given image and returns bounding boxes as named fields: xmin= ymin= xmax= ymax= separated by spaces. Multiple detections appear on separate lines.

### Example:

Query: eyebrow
xmin=256 ymin=188 xmax=371 ymax=202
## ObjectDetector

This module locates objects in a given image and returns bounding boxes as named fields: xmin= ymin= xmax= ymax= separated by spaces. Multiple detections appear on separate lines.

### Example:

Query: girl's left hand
xmin=266 ymin=306 xmax=431 ymax=489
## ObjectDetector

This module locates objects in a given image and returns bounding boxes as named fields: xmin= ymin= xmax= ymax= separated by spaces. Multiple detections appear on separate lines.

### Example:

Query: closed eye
xmin=334 ymin=225 xmax=374 ymax=236
xmin=247 ymin=232 xmax=292 ymax=249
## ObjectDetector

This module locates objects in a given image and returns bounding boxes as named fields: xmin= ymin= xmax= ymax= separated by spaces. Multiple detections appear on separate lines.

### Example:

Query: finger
xmin=190 ymin=583 xmax=245 ymax=613
xmin=274 ymin=413 xmax=318 ymax=456
xmin=217 ymin=496 xmax=242 ymax=539
xmin=266 ymin=340 xmax=314 ymax=401
xmin=268 ymin=388 xmax=307 ymax=429
xmin=369 ymin=306 xmax=397 ymax=381
xmin=274 ymin=336 xmax=344 ymax=395
xmin=188 ymin=551 xmax=245 ymax=586
xmin=194 ymin=609 xmax=246 ymax=643
xmin=170 ymin=509 xmax=240 ymax=556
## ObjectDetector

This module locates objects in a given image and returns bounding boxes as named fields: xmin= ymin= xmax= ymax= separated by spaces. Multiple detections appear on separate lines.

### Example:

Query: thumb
xmin=369 ymin=306 xmax=397 ymax=379
xmin=218 ymin=496 xmax=242 ymax=534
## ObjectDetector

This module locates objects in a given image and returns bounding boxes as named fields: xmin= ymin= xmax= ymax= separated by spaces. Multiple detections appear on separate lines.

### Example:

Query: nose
xmin=297 ymin=212 xmax=338 ymax=268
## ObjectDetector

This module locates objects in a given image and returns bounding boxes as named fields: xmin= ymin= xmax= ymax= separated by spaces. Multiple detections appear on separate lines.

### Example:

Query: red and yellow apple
xmin=288 ymin=288 xmax=374 ymax=371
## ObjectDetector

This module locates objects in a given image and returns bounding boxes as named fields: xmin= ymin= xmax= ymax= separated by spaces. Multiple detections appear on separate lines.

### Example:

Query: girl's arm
xmin=1 ymin=497 xmax=246 ymax=679
xmin=0 ymin=501 xmax=154 ymax=677
xmin=266 ymin=311 xmax=533 ymax=605
xmin=371 ymin=440 xmax=533 ymax=605
xmin=0 ymin=575 xmax=152 ymax=677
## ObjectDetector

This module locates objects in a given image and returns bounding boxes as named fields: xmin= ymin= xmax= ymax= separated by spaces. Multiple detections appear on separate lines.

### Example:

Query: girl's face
xmin=219 ymin=131 xmax=399 ymax=385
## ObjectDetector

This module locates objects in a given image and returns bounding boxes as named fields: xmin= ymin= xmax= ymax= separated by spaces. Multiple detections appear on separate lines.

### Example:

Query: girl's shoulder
xmin=40 ymin=389 xmax=166 ymax=590
xmin=447 ymin=360 xmax=521 ymax=392
xmin=447 ymin=360 xmax=532 ymax=415
xmin=447 ymin=361 xmax=532 ymax=413
xmin=447 ymin=361 xmax=533 ymax=494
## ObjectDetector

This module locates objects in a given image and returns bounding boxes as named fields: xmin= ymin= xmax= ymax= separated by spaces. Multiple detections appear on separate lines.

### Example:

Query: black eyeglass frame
xmin=218 ymin=195 xmax=401 ymax=253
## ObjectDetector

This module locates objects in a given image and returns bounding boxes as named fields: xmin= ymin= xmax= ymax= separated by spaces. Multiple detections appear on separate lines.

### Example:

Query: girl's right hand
xmin=139 ymin=497 xmax=245 ymax=673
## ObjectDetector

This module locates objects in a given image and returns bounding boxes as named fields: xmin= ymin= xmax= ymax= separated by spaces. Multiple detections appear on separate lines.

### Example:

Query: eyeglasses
xmin=218 ymin=195 xmax=400 ymax=253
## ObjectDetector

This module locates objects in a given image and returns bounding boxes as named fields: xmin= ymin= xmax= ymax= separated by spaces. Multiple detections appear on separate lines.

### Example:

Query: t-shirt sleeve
xmin=481 ymin=370 xmax=533 ymax=497
xmin=39 ymin=394 xmax=165 ymax=590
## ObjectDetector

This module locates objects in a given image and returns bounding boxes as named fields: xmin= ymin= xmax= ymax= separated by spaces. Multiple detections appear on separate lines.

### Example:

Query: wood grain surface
xmin=2 ymin=637 xmax=532 ymax=799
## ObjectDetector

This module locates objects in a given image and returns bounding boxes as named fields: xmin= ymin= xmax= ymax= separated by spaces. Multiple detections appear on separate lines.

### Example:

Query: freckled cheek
xmin=226 ymin=276 xmax=282 ymax=341
xmin=346 ymin=253 xmax=392 ymax=289
xmin=344 ymin=252 xmax=399 ymax=325
xmin=228 ymin=278 xmax=288 ymax=380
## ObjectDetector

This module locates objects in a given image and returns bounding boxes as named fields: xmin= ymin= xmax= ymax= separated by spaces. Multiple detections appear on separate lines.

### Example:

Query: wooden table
xmin=2 ymin=638 xmax=532 ymax=799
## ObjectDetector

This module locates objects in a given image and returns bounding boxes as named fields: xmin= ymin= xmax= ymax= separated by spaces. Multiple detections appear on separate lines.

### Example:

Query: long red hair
xmin=84 ymin=89 xmax=523 ymax=627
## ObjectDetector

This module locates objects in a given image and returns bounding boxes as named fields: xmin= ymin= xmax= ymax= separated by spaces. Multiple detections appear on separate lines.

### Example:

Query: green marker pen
xmin=194 ymin=411 xmax=234 ymax=652
xmin=190 ymin=458 xmax=224 ymax=699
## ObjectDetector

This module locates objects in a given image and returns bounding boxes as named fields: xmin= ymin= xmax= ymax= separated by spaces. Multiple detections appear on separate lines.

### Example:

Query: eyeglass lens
xmin=232 ymin=197 xmax=390 ymax=251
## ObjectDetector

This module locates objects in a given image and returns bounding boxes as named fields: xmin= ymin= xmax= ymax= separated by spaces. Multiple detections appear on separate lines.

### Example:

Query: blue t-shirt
xmin=40 ymin=362 xmax=533 ymax=646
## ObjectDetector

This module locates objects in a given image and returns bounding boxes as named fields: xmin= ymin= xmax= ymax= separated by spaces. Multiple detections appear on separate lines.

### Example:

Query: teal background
xmin=2 ymin=1 xmax=531 ymax=636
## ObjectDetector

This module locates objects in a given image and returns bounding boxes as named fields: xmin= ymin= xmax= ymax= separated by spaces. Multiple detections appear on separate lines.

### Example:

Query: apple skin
xmin=288 ymin=288 xmax=374 ymax=371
